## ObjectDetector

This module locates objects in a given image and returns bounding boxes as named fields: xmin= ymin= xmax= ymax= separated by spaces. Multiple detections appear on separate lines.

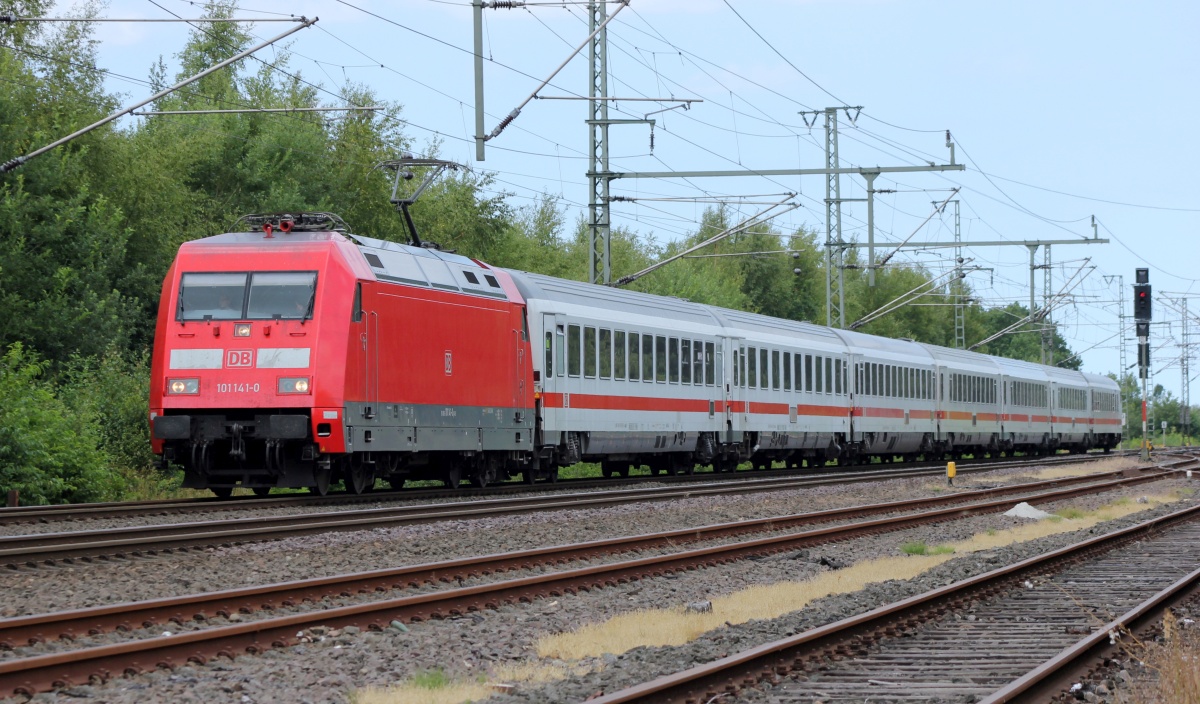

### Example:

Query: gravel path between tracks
xmin=0 ymin=460 xmax=1127 ymax=617
xmin=1 ymin=474 xmax=1191 ymax=703
xmin=0 ymin=457 xmax=1119 ymax=538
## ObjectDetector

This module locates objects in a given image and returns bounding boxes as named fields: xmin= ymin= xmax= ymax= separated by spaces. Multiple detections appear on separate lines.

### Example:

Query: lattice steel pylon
xmin=951 ymin=200 xmax=966 ymax=349
xmin=587 ymin=2 xmax=611 ymax=285
xmin=1182 ymin=298 xmax=1191 ymax=438
xmin=1042 ymin=244 xmax=1053 ymax=365
xmin=824 ymin=107 xmax=845 ymax=328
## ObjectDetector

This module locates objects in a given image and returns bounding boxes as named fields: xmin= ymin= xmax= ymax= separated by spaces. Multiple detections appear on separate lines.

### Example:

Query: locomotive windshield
xmin=178 ymin=271 xmax=317 ymax=321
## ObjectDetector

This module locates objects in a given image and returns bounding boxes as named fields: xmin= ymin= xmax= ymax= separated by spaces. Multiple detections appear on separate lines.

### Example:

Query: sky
xmin=44 ymin=0 xmax=1200 ymax=403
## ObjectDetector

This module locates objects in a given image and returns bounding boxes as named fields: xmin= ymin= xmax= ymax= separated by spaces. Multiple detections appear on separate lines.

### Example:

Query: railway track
xmin=587 ymin=499 xmax=1200 ymax=704
xmin=0 ymin=456 xmax=1192 ymax=696
xmin=0 ymin=454 xmax=1176 ymax=569
xmin=0 ymin=451 xmax=1139 ymax=526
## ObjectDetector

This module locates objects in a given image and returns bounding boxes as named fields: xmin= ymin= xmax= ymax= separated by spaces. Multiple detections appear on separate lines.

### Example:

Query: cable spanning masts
xmin=970 ymin=259 xmax=1093 ymax=351
xmin=1 ymin=17 xmax=318 ymax=172
xmin=612 ymin=196 xmax=799 ymax=287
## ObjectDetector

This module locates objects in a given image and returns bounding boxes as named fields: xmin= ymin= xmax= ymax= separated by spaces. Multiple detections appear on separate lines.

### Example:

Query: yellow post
xmin=947 ymin=461 xmax=956 ymax=486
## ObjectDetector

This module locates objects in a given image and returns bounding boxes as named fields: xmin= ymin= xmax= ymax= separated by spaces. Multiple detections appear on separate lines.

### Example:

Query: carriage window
xmin=686 ymin=338 xmax=696 ymax=383
xmin=700 ymin=340 xmax=710 ymax=386
xmin=748 ymin=347 xmax=758 ymax=389
xmin=824 ymin=357 xmax=833 ymax=394
xmin=669 ymin=338 xmax=680 ymax=384
xmin=783 ymin=352 xmax=792 ymax=391
xmin=733 ymin=349 xmax=741 ymax=387
xmin=544 ymin=331 xmax=553 ymax=378
xmin=614 ymin=331 xmax=626 ymax=380
xmin=771 ymin=350 xmax=781 ymax=390
xmin=599 ymin=329 xmax=612 ymax=379
xmin=643 ymin=335 xmax=655 ymax=382
xmin=804 ymin=355 xmax=813 ymax=393
xmin=628 ymin=333 xmax=641 ymax=381
xmin=759 ymin=349 xmax=769 ymax=389
xmin=568 ymin=325 xmax=582 ymax=377
xmin=815 ymin=356 xmax=824 ymax=395
xmin=584 ymin=327 xmax=597 ymax=378
xmin=655 ymin=336 xmax=667 ymax=383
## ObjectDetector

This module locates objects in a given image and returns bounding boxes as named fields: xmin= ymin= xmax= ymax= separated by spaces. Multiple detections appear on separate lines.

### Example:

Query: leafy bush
xmin=0 ymin=343 xmax=125 ymax=504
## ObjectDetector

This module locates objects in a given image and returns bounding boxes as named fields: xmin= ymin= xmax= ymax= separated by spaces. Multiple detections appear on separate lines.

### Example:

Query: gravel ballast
xmin=0 ymin=472 xmax=1192 ymax=704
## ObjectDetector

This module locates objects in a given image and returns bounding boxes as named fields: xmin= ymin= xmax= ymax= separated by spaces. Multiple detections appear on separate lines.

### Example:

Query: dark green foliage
xmin=0 ymin=344 xmax=124 ymax=504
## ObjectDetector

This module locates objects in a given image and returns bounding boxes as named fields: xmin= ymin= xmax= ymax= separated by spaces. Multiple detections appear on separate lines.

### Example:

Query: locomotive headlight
xmin=234 ymin=323 xmax=252 ymax=337
xmin=278 ymin=377 xmax=311 ymax=394
xmin=168 ymin=378 xmax=199 ymax=395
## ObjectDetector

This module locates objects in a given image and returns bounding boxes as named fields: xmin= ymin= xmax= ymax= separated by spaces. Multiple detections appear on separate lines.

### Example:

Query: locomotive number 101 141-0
xmin=216 ymin=382 xmax=261 ymax=393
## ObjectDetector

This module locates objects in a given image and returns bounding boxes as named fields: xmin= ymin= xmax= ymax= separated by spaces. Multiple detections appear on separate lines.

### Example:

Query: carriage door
xmin=515 ymin=312 xmax=529 ymax=424
xmin=724 ymin=337 xmax=743 ymax=442
xmin=541 ymin=315 xmax=564 ymax=433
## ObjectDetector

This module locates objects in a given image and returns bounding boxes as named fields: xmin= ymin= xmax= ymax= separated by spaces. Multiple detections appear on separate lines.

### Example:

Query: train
xmin=149 ymin=212 xmax=1123 ymax=497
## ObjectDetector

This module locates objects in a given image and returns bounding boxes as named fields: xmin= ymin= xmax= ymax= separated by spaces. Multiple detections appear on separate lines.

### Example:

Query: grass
xmin=900 ymin=541 xmax=955 ymax=556
xmin=1118 ymin=612 xmax=1200 ymax=703
xmin=350 ymin=663 xmax=600 ymax=704
xmin=352 ymin=669 xmax=490 ymax=704
xmin=1054 ymin=507 xmax=1088 ymax=520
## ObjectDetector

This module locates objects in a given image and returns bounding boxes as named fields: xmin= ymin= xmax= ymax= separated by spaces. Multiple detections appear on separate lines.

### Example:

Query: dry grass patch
xmin=537 ymin=553 xmax=957 ymax=660
xmin=1119 ymin=612 xmax=1200 ymax=704
xmin=1019 ymin=456 xmax=1137 ymax=481
xmin=537 ymin=492 xmax=1187 ymax=661
xmin=957 ymin=493 xmax=1181 ymax=552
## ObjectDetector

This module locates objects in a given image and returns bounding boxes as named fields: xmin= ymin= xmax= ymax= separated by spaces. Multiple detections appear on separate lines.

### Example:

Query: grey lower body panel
xmin=342 ymin=401 xmax=533 ymax=453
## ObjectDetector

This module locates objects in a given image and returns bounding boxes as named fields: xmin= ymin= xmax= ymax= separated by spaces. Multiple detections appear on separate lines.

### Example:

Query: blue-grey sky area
xmin=67 ymin=0 xmax=1200 ymax=396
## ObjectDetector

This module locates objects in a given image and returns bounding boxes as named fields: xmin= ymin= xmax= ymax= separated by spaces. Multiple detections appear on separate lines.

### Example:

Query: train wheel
xmin=444 ymin=463 xmax=462 ymax=490
xmin=252 ymin=487 xmax=271 ymax=497
xmin=547 ymin=466 xmax=559 ymax=483
xmin=310 ymin=463 xmax=332 ymax=496
xmin=346 ymin=460 xmax=373 ymax=495
xmin=601 ymin=461 xmax=617 ymax=479
xmin=211 ymin=487 xmax=233 ymax=499
xmin=617 ymin=464 xmax=630 ymax=478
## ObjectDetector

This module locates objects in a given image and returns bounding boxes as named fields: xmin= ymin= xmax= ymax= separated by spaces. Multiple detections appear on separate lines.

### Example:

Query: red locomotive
xmin=149 ymin=212 xmax=539 ymax=496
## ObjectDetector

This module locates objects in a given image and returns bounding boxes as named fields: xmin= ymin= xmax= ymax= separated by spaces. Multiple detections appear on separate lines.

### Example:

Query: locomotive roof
xmin=191 ymin=230 xmax=347 ymax=245
xmin=350 ymin=236 xmax=509 ymax=300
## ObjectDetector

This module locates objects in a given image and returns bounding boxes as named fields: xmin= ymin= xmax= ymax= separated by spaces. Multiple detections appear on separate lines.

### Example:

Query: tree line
xmin=3 ymin=1 xmax=1152 ymax=504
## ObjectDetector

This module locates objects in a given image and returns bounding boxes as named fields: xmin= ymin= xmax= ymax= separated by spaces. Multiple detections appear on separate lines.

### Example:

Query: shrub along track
xmin=588 ymin=504 xmax=1200 ymax=704
xmin=0 ymin=451 xmax=1138 ymax=527
xmin=0 ymin=453 xmax=1158 ymax=570
xmin=0 ymin=456 xmax=1193 ymax=697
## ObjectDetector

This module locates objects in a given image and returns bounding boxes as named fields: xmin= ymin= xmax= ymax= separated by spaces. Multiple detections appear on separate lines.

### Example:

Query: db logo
xmin=225 ymin=350 xmax=253 ymax=368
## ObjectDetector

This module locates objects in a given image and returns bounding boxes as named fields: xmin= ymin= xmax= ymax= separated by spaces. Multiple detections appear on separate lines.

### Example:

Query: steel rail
xmin=0 ymin=462 xmax=1190 ymax=695
xmin=978 ymin=566 xmax=1200 ymax=703
xmin=584 ymin=506 xmax=1200 ymax=704
xmin=0 ymin=451 xmax=1127 ymax=524
xmin=4 ymin=455 xmax=1163 ymax=568
xmin=0 ymin=464 xmax=1178 ymax=649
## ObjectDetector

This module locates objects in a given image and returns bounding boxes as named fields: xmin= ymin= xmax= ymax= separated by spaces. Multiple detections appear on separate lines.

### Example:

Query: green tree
xmin=0 ymin=344 xmax=123 ymax=504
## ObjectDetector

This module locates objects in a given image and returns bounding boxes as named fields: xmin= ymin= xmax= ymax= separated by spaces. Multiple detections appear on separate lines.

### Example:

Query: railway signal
xmin=1135 ymin=268 xmax=1151 ymax=460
